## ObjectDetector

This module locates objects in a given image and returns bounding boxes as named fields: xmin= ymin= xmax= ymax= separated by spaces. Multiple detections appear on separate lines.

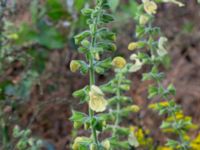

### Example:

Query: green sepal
xmin=72 ymin=86 xmax=89 ymax=103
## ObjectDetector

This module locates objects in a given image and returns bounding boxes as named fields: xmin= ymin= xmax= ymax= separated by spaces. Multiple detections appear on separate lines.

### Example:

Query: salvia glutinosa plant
xmin=101 ymin=58 xmax=141 ymax=149
xmin=69 ymin=0 xmax=142 ymax=149
xmin=127 ymin=0 xmax=196 ymax=150
xmin=70 ymin=0 xmax=117 ymax=149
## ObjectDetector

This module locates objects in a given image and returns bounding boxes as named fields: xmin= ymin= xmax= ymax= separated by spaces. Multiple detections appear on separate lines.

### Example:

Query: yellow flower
xmin=70 ymin=60 xmax=80 ymax=72
xmin=102 ymin=140 xmax=110 ymax=150
xmin=128 ymin=42 xmax=139 ymax=51
xmin=128 ymin=128 xmax=139 ymax=147
xmin=143 ymin=0 xmax=157 ymax=15
xmin=89 ymin=85 xmax=107 ymax=112
xmin=157 ymin=36 xmax=168 ymax=56
xmin=129 ymin=54 xmax=143 ymax=72
xmin=112 ymin=56 xmax=126 ymax=69
xmin=139 ymin=15 xmax=149 ymax=25
xmin=191 ymin=133 xmax=200 ymax=150
xmin=149 ymin=101 xmax=169 ymax=109
xmin=157 ymin=146 xmax=173 ymax=150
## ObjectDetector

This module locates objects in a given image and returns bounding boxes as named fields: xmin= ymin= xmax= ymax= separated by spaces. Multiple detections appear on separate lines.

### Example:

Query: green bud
xmin=90 ymin=143 xmax=97 ymax=150
xmin=81 ymin=8 xmax=93 ymax=16
xmin=84 ymin=122 xmax=90 ymax=130
xmin=81 ymin=40 xmax=90 ymax=47
xmin=73 ymin=122 xmax=82 ymax=129
xmin=74 ymin=31 xmax=91 ymax=45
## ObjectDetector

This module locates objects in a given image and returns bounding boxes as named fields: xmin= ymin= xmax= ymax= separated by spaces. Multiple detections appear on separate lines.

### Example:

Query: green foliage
xmin=13 ymin=126 xmax=43 ymax=150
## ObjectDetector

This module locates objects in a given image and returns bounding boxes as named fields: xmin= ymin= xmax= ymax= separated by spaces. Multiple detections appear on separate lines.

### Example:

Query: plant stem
xmin=88 ymin=6 xmax=99 ymax=147
xmin=113 ymin=73 xmax=121 ymax=137
xmin=158 ymin=81 xmax=188 ymax=150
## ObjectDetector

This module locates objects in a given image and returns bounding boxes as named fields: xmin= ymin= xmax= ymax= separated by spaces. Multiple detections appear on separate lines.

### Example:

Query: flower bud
xmin=84 ymin=122 xmax=90 ymax=130
xmin=112 ymin=56 xmax=126 ymax=69
xmin=81 ymin=40 xmax=90 ymax=47
xmin=130 ymin=105 xmax=140 ymax=112
xmin=70 ymin=60 xmax=81 ymax=73
xmin=128 ymin=42 xmax=138 ymax=51
xmin=73 ymin=121 xmax=82 ymax=129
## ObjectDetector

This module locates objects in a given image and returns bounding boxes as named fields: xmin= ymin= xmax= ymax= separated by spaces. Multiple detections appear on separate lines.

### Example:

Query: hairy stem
xmin=113 ymin=74 xmax=121 ymax=137
xmin=88 ymin=4 xmax=99 ymax=147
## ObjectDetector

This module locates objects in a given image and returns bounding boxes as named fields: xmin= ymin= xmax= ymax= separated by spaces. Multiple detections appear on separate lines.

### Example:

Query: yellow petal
xmin=91 ymin=85 xmax=104 ymax=96
xmin=89 ymin=86 xmax=107 ymax=112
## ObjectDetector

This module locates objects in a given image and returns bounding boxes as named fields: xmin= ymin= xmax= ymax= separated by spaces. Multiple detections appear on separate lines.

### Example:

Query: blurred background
xmin=0 ymin=0 xmax=200 ymax=149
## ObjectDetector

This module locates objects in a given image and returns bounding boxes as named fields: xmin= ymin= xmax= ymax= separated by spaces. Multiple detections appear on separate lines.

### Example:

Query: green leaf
xmin=166 ymin=139 xmax=179 ymax=148
xmin=148 ymin=85 xmax=159 ymax=98
xmin=160 ymin=121 xmax=171 ymax=129
xmin=78 ymin=61 xmax=89 ymax=74
xmin=101 ymin=13 xmax=114 ymax=23
xmin=70 ymin=110 xmax=88 ymax=122
xmin=74 ymin=30 xmax=91 ymax=45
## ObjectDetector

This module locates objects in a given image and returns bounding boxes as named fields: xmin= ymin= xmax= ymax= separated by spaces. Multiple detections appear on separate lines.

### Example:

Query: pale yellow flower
xmin=89 ymin=85 xmax=107 ymax=112
xmin=102 ymin=140 xmax=110 ymax=150
xmin=70 ymin=60 xmax=80 ymax=72
xmin=129 ymin=54 xmax=143 ymax=72
xmin=143 ymin=0 xmax=157 ymax=15
xmin=128 ymin=129 xmax=139 ymax=147
xmin=157 ymin=36 xmax=168 ymax=56
xmin=112 ymin=56 xmax=126 ymax=68
xmin=128 ymin=42 xmax=139 ymax=51
xmin=139 ymin=15 xmax=149 ymax=25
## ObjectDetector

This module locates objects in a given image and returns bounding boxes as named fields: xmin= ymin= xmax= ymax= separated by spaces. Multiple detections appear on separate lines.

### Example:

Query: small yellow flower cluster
xmin=190 ymin=133 xmax=200 ymax=150
xmin=70 ymin=60 xmax=81 ymax=72
xmin=112 ymin=56 xmax=126 ymax=69
xmin=157 ymin=146 xmax=173 ymax=150
xmin=89 ymin=85 xmax=107 ymax=112
xmin=149 ymin=101 xmax=169 ymax=110
xmin=129 ymin=126 xmax=153 ymax=148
